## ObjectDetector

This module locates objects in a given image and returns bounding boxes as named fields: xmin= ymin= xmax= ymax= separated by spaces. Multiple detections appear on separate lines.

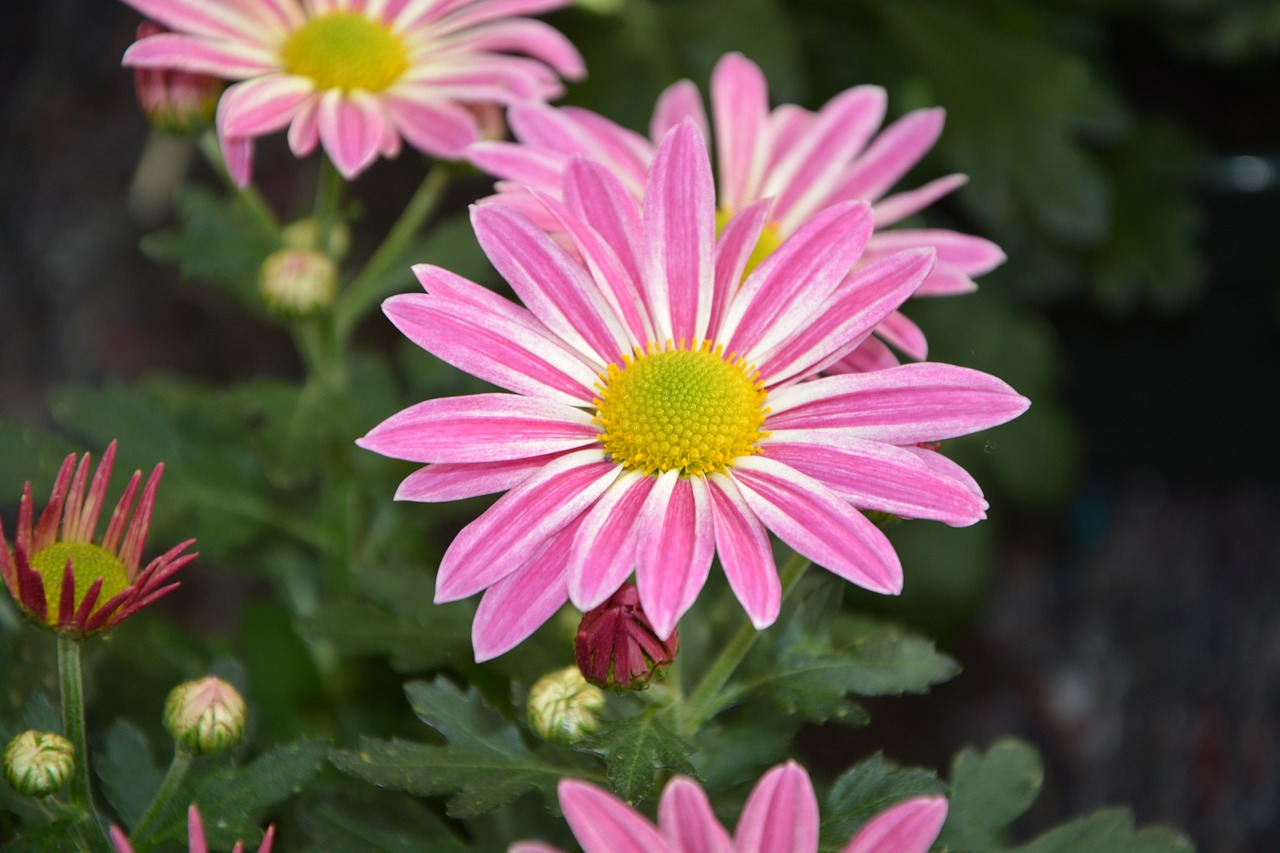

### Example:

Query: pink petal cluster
xmin=511 ymin=762 xmax=947 ymax=853
xmin=0 ymin=441 xmax=196 ymax=637
xmin=468 ymin=51 xmax=1003 ymax=371
xmin=359 ymin=120 xmax=1028 ymax=660
xmin=119 ymin=0 xmax=585 ymax=183
xmin=111 ymin=804 xmax=275 ymax=853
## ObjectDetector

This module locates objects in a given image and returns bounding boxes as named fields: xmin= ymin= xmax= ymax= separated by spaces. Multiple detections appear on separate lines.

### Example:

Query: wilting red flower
xmin=575 ymin=583 xmax=678 ymax=691
xmin=0 ymin=441 xmax=195 ymax=637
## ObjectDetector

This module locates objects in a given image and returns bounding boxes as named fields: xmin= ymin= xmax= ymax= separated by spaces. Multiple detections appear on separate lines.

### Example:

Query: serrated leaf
xmin=938 ymin=739 xmax=1043 ymax=851
xmin=297 ymin=792 xmax=470 ymax=853
xmin=576 ymin=714 xmax=696 ymax=804
xmin=1010 ymin=808 xmax=1195 ymax=853
xmin=819 ymin=754 xmax=947 ymax=851
xmin=690 ymin=704 xmax=799 ymax=792
xmin=298 ymin=599 xmax=471 ymax=673
xmin=332 ymin=678 xmax=584 ymax=818
xmin=95 ymin=720 xmax=164 ymax=829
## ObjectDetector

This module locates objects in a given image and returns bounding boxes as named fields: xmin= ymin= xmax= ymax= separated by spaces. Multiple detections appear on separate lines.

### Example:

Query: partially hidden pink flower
xmin=358 ymin=120 xmax=1028 ymax=660
xmin=119 ymin=0 xmax=585 ymax=184
xmin=509 ymin=761 xmax=947 ymax=853
xmin=468 ymin=51 xmax=1003 ymax=372
xmin=0 ymin=441 xmax=196 ymax=637
xmin=111 ymin=804 xmax=275 ymax=853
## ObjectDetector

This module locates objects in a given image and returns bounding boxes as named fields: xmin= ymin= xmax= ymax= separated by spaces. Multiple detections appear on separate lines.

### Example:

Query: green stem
xmin=129 ymin=748 xmax=194 ymax=849
xmin=197 ymin=131 xmax=280 ymax=240
xmin=58 ymin=635 xmax=109 ymax=850
xmin=678 ymin=552 xmax=810 ymax=735
xmin=313 ymin=155 xmax=343 ymax=233
xmin=334 ymin=163 xmax=451 ymax=342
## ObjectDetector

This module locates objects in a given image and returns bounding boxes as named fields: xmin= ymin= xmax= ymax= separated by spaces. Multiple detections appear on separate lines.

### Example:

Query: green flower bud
xmin=3 ymin=731 xmax=74 ymax=798
xmin=282 ymin=218 xmax=351 ymax=260
xmin=527 ymin=666 xmax=605 ymax=745
xmin=259 ymin=248 xmax=338 ymax=316
xmin=163 ymin=677 xmax=246 ymax=755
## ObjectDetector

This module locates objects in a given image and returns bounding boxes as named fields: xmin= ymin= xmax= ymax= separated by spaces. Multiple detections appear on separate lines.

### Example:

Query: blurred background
xmin=2 ymin=0 xmax=1278 ymax=850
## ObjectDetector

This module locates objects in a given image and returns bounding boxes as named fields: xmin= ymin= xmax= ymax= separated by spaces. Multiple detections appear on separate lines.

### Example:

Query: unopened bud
xmin=282 ymin=218 xmax=351 ymax=260
xmin=527 ymin=666 xmax=605 ymax=745
xmin=576 ymin=583 xmax=679 ymax=691
xmin=163 ymin=677 xmax=246 ymax=755
xmin=3 ymin=731 xmax=74 ymax=798
xmin=259 ymin=248 xmax=337 ymax=315
xmin=132 ymin=22 xmax=224 ymax=135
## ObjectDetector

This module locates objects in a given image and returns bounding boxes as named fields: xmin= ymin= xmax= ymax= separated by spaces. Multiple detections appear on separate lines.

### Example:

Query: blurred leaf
xmin=0 ymin=423 xmax=80 ymax=497
xmin=689 ymin=704 xmax=799 ymax=792
xmin=1009 ymin=808 xmax=1196 ymax=853
xmin=576 ymin=713 xmax=696 ymax=804
xmin=297 ymin=792 xmax=470 ymax=853
xmin=96 ymin=720 xmax=165 ymax=829
xmin=819 ymin=754 xmax=946 ymax=851
xmin=938 ymin=739 xmax=1043 ymax=851
xmin=0 ymin=819 xmax=84 ymax=852
xmin=299 ymin=598 xmax=472 ymax=673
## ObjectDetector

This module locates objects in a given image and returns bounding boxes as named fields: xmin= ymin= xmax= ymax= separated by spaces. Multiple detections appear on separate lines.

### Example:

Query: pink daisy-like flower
xmin=359 ymin=121 xmax=1027 ymax=660
xmin=111 ymin=804 xmax=275 ymax=853
xmin=119 ymin=0 xmax=585 ymax=184
xmin=469 ymin=51 xmax=1002 ymax=372
xmin=0 ymin=441 xmax=196 ymax=637
xmin=510 ymin=761 xmax=947 ymax=853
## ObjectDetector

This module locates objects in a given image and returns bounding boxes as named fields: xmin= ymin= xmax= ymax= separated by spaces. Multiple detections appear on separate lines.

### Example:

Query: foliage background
xmin=1 ymin=0 xmax=1279 ymax=850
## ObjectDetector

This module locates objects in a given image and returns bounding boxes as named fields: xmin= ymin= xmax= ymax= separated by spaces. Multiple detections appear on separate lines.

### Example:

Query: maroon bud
xmin=575 ymin=583 xmax=679 ymax=691
xmin=132 ymin=22 xmax=225 ymax=135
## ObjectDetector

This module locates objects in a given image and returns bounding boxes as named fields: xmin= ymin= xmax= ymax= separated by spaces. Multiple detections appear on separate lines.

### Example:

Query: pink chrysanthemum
xmin=0 ymin=441 xmax=196 ymax=637
xmin=359 ymin=121 xmax=1027 ymax=660
xmin=111 ymin=804 xmax=275 ymax=853
xmin=119 ymin=0 xmax=585 ymax=184
xmin=468 ymin=51 xmax=1003 ymax=372
xmin=510 ymin=761 xmax=947 ymax=853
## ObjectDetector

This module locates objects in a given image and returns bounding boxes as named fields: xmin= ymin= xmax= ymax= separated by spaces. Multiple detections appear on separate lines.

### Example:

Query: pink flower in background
xmin=510 ymin=762 xmax=948 ymax=853
xmin=359 ymin=121 xmax=1028 ymax=660
xmin=468 ymin=51 xmax=1003 ymax=372
xmin=111 ymin=804 xmax=275 ymax=853
xmin=119 ymin=0 xmax=584 ymax=184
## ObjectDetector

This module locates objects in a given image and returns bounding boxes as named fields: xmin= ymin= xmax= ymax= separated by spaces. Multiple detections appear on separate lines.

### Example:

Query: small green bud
xmin=281 ymin=218 xmax=351 ymax=260
xmin=259 ymin=248 xmax=337 ymax=316
xmin=527 ymin=666 xmax=605 ymax=745
xmin=3 ymin=731 xmax=74 ymax=798
xmin=163 ymin=677 xmax=246 ymax=755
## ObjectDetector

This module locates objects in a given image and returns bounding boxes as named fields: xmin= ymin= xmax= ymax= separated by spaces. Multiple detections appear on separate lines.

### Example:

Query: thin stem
xmin=197 ymin=131 xmax=280 ymax=240
xmin=678 ymin=552 xmax=810 ymax=736
xmin=129 ymin=748 xmax=194 ymax=849
xmin=312 ymin=155 xmax=344 ymax=240
xmin=334 ymin=163 xmax=451 ymax=342
xmin=58 ymin=634 xmax=110 ymax=851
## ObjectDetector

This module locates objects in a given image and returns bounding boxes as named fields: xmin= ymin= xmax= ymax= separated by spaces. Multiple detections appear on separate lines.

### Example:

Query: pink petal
xmin=913 ymin=262 xmax=980 ymax=297
xmin=510 ymin=844 xmax=567 ymax=853
xmin=558 ymin=779 xmax=671 ymax=853
xmin=288 ymin=96 xmax=321 ymax=156
xmin=435 ymin=451 xmax=619 ymax=602
xmin=122 ymin=33 xmax=279 ymax=78
xmin=382 ymin=94 xmax=478 ymax=159
xmin=765 ymin=363 xmax=1030 ymax=443
xmin=710 ymin=52 xmax=770 ymax=212
xmin=118 ymin=0 xmax=271 ymax=41
xmin=188 ymin=805 xmax=209 ymax=853
xmin=902 ymin=445 xmax=984 ymax=497
xmin=218 ymin=75 xmax=315 ymax=138
xmin=404 ymin=0 xmax=572 ymax=36
xmin=412 ymin=263 xmax=541 ymax=331
xmin=642 ymin=120 xmax=715 ymax=345
xmin=828 ymin=336 xmax=900 ymax=374
xmin=567 ymin=471 xmax=656 ymax=611
xmin=658 ymin=777 xmax=734 ymax=853
xmin=708 ymin=197 xmax=774 ymax=341
xmin=652 ymin=79 xmax=707 ymax=145
xmin=841 ymin=797 xmax=947 ymax=853
xmin=766 ymin=104 xmax=814 ymax=171
xmin=318 ymin=89 xmax=385 ymax=179
xmin=873 ymin=173 xmax=967 ymax=227
xmin=507 ymin=102 xmax=647 ymax=180
xmin=434 ymin=19 xmax=584 ymax=79
xmin=733 ymin=762 xmax=820 ymax=853
xmin=220 ymin=134 xmax=255 ymax=188
xmin=706 ymin=474 xmax=779 ymax=629
xmin=358 ymin=394 xmax=598 ymax=463
xmin=109 ymin=826 xmax=136 ymax=853
xmin=393 ymin=454 xmax=563 ymax=502
xmin=834 ymin=108 xmax=946 ymax=205
xmin=635 ymin=472 xmax=714 ymax=640
xmin=731 ymin=457 xmax=902 ymax=595
xmin=874 ymin=310 xmax=928 ymax=361
xmin=866 ymin=229 xmax=1006 ymax=277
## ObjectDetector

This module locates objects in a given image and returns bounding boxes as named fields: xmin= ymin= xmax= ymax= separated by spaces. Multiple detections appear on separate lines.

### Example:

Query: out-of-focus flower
xmin=282 ymin=217 xmax=350 ymax=260
xmin=111 ymin=804 xmax=276 ymax=853
xmin=3 ymin=732 xmax=74 ymax=798
xmin=259 ymin=246 xmax=338 ymax=315
xmin=510 ymin=761 xmax=948 ymax=853
xmin=469 ymin=51 xmax=1005 ymax=372
xmin=0 ymin=441 xmax=196 ymax=637
xmin=359 ymin=121 xmax=1029 ymax=660
xmin=133 ymin=21 xmax=224 ymax=134
xmin=118 ymin=0 xmax=585 ymax=185
xmin=527 ymin=666 xmax=606 ymax=744
xmin=164 ymin=677 xmax=247 ymax=756
xmin=575 ymin=583 xmax=678 ymax=691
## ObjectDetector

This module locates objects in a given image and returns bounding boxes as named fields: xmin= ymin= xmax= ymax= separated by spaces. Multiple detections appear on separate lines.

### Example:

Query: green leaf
xmin=0 ymin=819 xmax=84 ymax=852
xmin=576 ymin=714 xmax=696 ymax=805
xmin=95 ymin=720 xmax=165 ymax=829
xmin=299 ymin=599 xmax=473 ymax=673
xmin=1010 ymin=808 xmax=1196 ymax=853
xmin=689 ymin=704 xmax=799 ymax=793
xmin=820 ymin=754 xmax=946 ymax=852
xmin=938 ymin=739 xmax=1043 ymax=851
xmin=332 ymin=678 xmax=585 ymax=818
xmin=297 ymin=792 xmax=470 ymax=853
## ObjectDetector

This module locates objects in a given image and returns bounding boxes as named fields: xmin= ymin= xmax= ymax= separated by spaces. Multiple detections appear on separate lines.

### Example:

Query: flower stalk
xmin=127 ymin=748 xmax=194 ymax=846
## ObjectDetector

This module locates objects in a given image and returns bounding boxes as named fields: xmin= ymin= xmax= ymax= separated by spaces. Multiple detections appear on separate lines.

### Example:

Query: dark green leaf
xmin=297 ymin=792 xmax=470 ymax=853
xmin=95 ymin=720 xmax=165 ymax=829
xmin=820 ymin=754 xmax=947 ymax=851
xmin=938 ymin=739 xmax=1043 ymax=851
xmin=576 ymin=714 xmax=696 ymax=804
xmin=1010 ymin=808 xmax=1196 ymax=853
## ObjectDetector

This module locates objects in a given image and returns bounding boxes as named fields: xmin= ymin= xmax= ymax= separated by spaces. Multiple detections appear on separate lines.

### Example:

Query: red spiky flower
xmin=0 ymin=441 xmax=195 ymax=637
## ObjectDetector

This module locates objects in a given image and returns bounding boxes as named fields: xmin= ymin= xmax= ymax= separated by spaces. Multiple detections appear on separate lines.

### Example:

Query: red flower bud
xmin=132 ymin=22 xmax=224 ymax=135
xmin=575 ymin=583 xmax=679 ymax=691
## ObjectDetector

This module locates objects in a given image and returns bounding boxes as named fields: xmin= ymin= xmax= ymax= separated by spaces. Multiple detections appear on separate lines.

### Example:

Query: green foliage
xmin=575 ymin=714 xmax=696 ymax=805
xmin=1009 ymin=808 xmax=1197 ymax=853
xmin=297 ymin=792 xmax=470 ymax=852
xmin=95 ymin=720 xmax=165 ymax=829
xmin=819 ymin=754 xmax=947 ymax=851
xmin=940 ymin=739 xmax=1044 ymax=851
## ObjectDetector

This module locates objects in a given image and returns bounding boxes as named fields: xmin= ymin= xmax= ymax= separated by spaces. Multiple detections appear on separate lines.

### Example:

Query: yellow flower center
xmin=282 ymin=12 xmax=408 ymax=92
xmin=29 ymin=542 xmax=129 ymax=625
xmin=716 ymin=208 xmax=783 ymax=280
xmin=594 ymin=342 xmax=769 ymax=478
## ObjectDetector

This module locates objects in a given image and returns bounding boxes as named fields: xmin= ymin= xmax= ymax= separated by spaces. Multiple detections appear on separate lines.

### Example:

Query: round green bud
xmin=527 ymin=666 xmax=606 ymax=745
xmin=163 ymin=677 xmax=247 ymax=756
xmin=259 ymin=247 xmax=338 ymax=316
xmin=3 ymin=731 xmax=74 ymax=798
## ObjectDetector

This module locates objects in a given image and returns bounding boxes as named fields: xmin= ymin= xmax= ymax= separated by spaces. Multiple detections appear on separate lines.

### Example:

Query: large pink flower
xmin=119 ymin=0 xmax=584 ymax=184
xmin=359 ymin=121 xmax=1027 ymax=660
xmin=510 ymin=761 xmax=947 ymax=853
xmin=468 ymin=51 xmax=1002 ymax=372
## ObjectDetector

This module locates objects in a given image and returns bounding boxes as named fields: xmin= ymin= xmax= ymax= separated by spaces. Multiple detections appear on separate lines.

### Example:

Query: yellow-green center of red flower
xmin=716 ymin=208 xmax=783 ymax=280
xmin=282 ymin=13 xmax=408 ymax=92
xmin=594 ymin=342 xmax=768 ymax=478
xmin=29 ymin=542 xmax=129 ymax=625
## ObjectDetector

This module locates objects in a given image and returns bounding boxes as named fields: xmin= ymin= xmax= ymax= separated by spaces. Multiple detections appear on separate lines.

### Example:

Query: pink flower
xmin=119 ymin=0 xmax=585 ymax=184
xmin=0 ymin=441 xmax=196 ymax=637
xmin=111 ymin=804 xmax=275 ymax=853
xmin=468 ymin=51 xmax=1003 ymax=372
xmin=359 ymin=121 xmax=1028 ymax=660
xmin=509 ymin=761 xmax=947 ymax=853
